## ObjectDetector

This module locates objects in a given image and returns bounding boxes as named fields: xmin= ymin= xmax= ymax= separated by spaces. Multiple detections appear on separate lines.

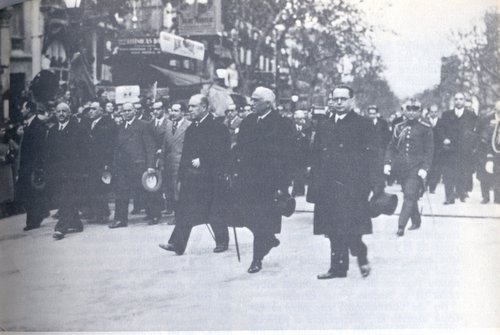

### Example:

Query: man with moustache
xmin=45 ymin=102 xmax=86 ymax=240
xmin=440 ymin=92 xmax=477 ymax=204
xmin=308 ymin=86 xmax=374 ymax=279
xmin=109 ymin=102 xmax=157 ymax=228
xmin=159 ymin=94 xmax=230 ymax=255
xmin=85 ymin=101 xmax=117 ymax=223
xmin=15 ymin=100 xmax=48 ymax=231
xmin=232 ymin=86 xmax=295 ymax=273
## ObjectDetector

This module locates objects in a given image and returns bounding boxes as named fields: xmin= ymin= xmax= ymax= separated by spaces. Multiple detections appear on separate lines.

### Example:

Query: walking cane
xmin=233 ymin=227 xmax=241 ymax=262
xmin=205 ymin=224 xmax=216 ymax=241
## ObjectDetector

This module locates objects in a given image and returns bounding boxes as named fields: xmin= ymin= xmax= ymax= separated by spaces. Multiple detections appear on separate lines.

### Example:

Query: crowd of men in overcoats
xmin=4 ymin=82 xmax=500 ymax=278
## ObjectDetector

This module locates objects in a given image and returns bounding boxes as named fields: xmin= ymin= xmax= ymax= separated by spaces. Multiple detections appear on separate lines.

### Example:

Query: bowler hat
xmin=274 ymin=190 xmax=296 ymax=217
xmin=369 ymin=192 xmax=398 ymax=218
xmin=142 ymin=169 xmax=162 ymax=192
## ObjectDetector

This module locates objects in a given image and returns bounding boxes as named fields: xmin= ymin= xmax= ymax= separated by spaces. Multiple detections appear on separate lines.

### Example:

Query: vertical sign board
xmin=177 ymin=0 xmax=222 ymax=36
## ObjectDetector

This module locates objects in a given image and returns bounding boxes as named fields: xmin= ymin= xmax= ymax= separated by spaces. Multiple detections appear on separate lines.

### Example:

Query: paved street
xmin=0 ymin=182 xmax=499 ymax=331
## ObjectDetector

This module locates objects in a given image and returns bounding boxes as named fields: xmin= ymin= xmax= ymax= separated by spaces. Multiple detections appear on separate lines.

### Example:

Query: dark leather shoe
xmin=53 ymin=231 xmax=65 ymax=240
xmin=213 ymin=244 xmax=228 ymax=253
xmin=130 ymin=209 xmax=142 ymax=215
xmin=396 ymin=228 xmax=405 ymax=236
xmin=148 ymin=217 xmax=160 ymax=225
xmin=317 ymin=269 xmax=347 ymax=279
xmin=481 ymin=199 xmax=490 ymax=204
xmin=23 ymin=225 xmax=40 ymax=231
xmin=108 ymin=221 xmax=127 ymax=229
xmin=459 ymin=196 xmax=466 ymax=203
xmin=360 ymin=264 xmax=371 ymax=278
xmin=248 ymin=260 xmax=262 ymax=273
xmin=408 ymin=224 xmax=420 ymax=230
xmin=159 ymin=243 xmax=183 ymax=255
xmin=443 ymin=200 xmax=455 ymax=205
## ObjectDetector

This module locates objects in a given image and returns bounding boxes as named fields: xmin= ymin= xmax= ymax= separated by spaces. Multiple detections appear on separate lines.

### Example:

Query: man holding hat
xmin=109 ymin=102 xmax=157 ymax=228
xmin=85 ymin=101 xmax=117 ymax=223
xmin=231 ymin=86 xmax=295 ymax=273
xmin=384 ymin=99 xmax=434 ymax=236
xmin=159 ymin=94 xmax=231 ymax=255
xmin=308 ymin=85 xmax=374 ymax=279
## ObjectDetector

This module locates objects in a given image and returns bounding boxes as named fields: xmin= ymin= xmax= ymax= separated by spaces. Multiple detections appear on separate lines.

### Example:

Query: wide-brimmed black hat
xmin=274 ymin=190 xmax=296 ymax=217
xmin=142 ymin=169 xmax=162 ymax=192
xmin=369 ymin=192 xmax=398 ymax=218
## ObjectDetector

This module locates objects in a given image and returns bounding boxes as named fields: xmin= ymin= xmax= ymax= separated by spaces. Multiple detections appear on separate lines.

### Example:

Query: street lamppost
xmin=274 ymin=24 xmax=285 ymax=101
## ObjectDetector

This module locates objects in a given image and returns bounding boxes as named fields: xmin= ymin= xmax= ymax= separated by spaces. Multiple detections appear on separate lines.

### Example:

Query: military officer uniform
xmin=385 ymin=117 xmax=434 ymax=235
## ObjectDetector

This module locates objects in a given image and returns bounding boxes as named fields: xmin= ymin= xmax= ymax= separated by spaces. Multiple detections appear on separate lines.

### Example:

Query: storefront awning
xmin=150 ymin=65 xmax=210 ymax=86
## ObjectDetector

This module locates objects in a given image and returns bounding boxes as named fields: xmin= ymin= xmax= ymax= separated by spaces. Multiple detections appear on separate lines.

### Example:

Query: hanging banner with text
xmin=159 ymin=31 xmax=205 ymax=61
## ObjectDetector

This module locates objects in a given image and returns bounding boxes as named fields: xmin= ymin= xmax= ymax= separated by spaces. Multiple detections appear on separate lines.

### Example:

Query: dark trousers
xmin=114 ymin=166 xmax=162 ymax=222
xmin=168 ymin=221 xmax=229 ymax=254
xmin=25 ymin=202 xmax=46 ymax=229
xmin=87 ymin=171 xmax=110 ymax=218
xmin=291 ymin=166 xmax=307 ymax=196
xmin=427 ymin=161 xmax=442 ymax=193
xmin=328 ymin=234 xmax=368 ymax=272
xmin=443 ymin=162 xmax=469 ymax=201
xmin=250 ymin=227 xmax=279 ymax=262
xmin=399 ymin=173 xmax=422 ymax=228
xmin=481 ymin=181 xmax=500 ymax=202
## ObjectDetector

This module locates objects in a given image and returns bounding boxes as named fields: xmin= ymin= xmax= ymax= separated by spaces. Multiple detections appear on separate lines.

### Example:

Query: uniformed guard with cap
xmin=384 ymin=99 xmax=434 ymax=236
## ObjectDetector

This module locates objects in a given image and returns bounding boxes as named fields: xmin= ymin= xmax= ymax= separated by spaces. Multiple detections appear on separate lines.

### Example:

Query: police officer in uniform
xmin=384 ymin=99 xmax=434 ymax=236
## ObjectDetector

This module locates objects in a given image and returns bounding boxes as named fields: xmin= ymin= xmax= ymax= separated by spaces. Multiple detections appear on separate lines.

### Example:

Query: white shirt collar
xmin=126 ymin=117 xmax=136 ymax=127
xmin=155 ymin=116 xmax=165 ymax=125
xmin=259 ymin=109 xmax=272 ymax=120
xmin=26 ymin=114 xmax=36 ymax=127
xmin=59 ymin=120 xmax=69 ymax=130
xmin=455 ymin=107 xmax=464 ymax=117
xmin=335 ymin=112 xmax=348 ymax=122
xmin=198 ymin=113 xmax=209 ymax=124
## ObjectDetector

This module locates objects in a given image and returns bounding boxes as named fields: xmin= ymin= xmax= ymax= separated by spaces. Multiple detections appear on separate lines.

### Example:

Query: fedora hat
xmin=142 ymin=169 xmax=162 ymax=192
xmin=369 ymin=192 xmax=398 ymax=218
xmin=274 ymin=190 xmax=296 ymax=217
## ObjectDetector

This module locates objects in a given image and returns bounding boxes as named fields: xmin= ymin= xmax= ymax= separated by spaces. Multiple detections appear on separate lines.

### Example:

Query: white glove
xmin=485 ymin=161 xmax=494 ymax=174
xmin=417 ymin=169 xmax=427 ymax=179
xmin=443 ymin=138 xmax=451 ymax=145
xmin=383 ymin=164 xmax=391 ymax=175
xmin=192 ymin=158 xmax=200 ymax=168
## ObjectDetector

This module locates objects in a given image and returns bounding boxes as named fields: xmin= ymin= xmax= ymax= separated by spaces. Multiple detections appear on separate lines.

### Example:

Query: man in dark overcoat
xmin=109 ymin=102 xmax=157 ymax=228
xmin=45 ymin=102 xmax=87 ymax=240
xmin=159 ymin=94 xmax=230 ymax=255
xmin=426 ymin=105 xmax=443 ymax=193
xmin=291 ymin=109 xmax=312 ymax=197
xmin=232 ymin=86 xmax=295 ymax=274
xmin=366 ymin=105 xmax=391 ymax=194
xmin=85 ymin=101 xmax=117 ymax=223
xmin=16 ymin=100 xmax=48 ymax=231
xmin=308 ymin=86 xmax=374 ymax=279
xmin=440 ymin=92 xmax=477 ymax=204
xmin=384 ymin=99 xmax=434 ymax=236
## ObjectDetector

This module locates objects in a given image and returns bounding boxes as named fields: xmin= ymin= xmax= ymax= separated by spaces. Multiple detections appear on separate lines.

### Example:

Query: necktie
xmin=59 ymin=124 xmax=64 ymax=131
xmin=172 ymin=121 xmax=178 ymax=134
xmin=125 ymin=123 xmax=129 ymax=130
